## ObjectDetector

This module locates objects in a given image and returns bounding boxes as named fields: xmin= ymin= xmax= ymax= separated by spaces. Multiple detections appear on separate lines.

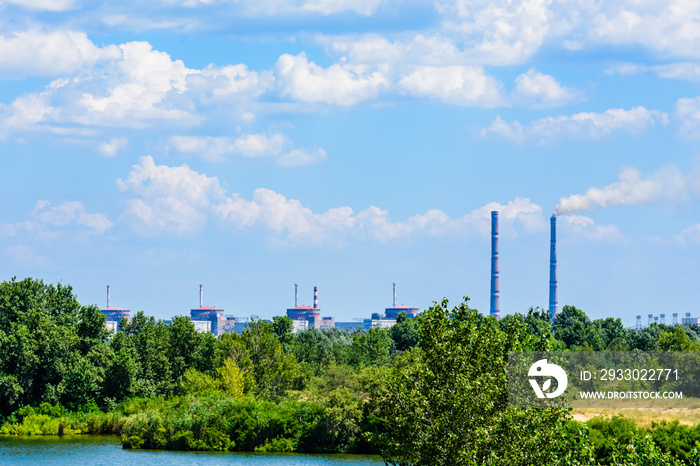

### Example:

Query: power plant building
xmin=190 ymin=285 xmax=227 ymax=336
xmin=286 ymin=285 xmax=334 ymax=332
xmin=101 ymin=286 xmax=131 ymax=332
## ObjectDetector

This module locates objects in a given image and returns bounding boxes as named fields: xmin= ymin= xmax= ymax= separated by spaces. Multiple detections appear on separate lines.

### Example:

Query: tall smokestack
xmin=549 ymin=215 xmax=558 ymax=323
xmin=199 ymin=284 xmax=203 ymax=308
xmin=490 ymin=211 xmax=500 ymax=320
xmin=295 ymin=283 xmax=298 ymax=307
xmin=107 ymin=285 xmax=111 ymax=308
xmin=393 ymin=282 xmax=396 ymax=307
xmin=313 ymin=286 xmax=318 ymax=309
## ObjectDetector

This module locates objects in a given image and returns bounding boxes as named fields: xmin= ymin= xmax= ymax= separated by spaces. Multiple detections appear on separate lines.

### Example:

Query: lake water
xmin=0 ymin=435 xmax=385 ymax=465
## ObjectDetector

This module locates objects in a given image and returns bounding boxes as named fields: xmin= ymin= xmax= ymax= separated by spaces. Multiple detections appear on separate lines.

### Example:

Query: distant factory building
xmin=190 ymin=285 xmax=227 ymax=335
xmin=101 ymin=285 xmax=131 ymax=332
xmin=335 ymin=321 xmax=364 ymax=332
xmin=365 ymin=282 xmax=420 ymax=329
xmin=286 ymin=284 xmax=334 ymax=332
xmin=220 ymin=316 xmax=246 ymax=334
xmin=682 ymin=313 xmax=700 ymax=326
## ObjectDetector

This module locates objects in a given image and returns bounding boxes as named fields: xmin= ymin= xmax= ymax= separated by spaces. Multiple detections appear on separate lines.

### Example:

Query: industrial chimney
xmin=393 ymin=282 xmax=396 ymax=307
xmin=295 ymin=283 xmax=298 ymax=308
xmin=199 ymin=284 xmax=203 ymax=308
xmin=490 ymin=211 xmax=500 ymax=320
xmin=549 ymin=215 xmax=558 ymax=323
xmin=313 ymin=286 xmax=318 ymax=309
xmin=107 ymin=285 xmax=111 ymax=308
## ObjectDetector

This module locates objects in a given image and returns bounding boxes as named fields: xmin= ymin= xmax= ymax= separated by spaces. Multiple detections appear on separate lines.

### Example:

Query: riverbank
xmin=0 ymin=435 xmax=384 ymax=465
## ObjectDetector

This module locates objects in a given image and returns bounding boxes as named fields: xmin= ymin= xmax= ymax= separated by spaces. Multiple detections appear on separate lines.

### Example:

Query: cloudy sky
xmin=2 ymin=0 xmax=700 ymax=325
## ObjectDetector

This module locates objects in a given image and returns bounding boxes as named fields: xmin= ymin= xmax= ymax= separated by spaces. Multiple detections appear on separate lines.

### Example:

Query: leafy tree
xmin=388 ymin=312 xmax=421 ymax=353
xmin=373 ymin=298 xmax=592 ymax=465
xmin=350 ymin=327 xmax=392 ymax=366
xmin=217 ymin=358 xmax=245 ymax=398
xmin=180 ymin=367 xmax=220 ymax=394
xmin=592 ymin=317 xmax=627 ymax=350
xmin=658 ymin=326 xmax=700 ymax=351
xmin=293 ymin=327 xmax=334 ymax=373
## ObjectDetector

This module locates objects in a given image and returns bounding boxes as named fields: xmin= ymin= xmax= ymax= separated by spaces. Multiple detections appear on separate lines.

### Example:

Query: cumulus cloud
xmin=1 ymin=200 xmax=113 ymax=237
xmin=0 ymin=30 xmax=119 ymax=78
xmin=482 ymin=106 xmax=668 ymax=143
xmin=99 ymin=137 xmax=128 ymax=156
xmin=398 ymin=66 xmax=505 ymax=107
xmin=554 ymin=165 xmax=687 ymax=216
xmin=512 ymin=68 xmax=581 ymax=107
xmin=0 ymin=37 xmax=273 ymax=138
xmin=117 ymin=156 xmax=548 ymax=242
xmin=117 ymin=155 xmax=226 ymax=234
xmin=275 ymin=53 xmax=388 ymax=106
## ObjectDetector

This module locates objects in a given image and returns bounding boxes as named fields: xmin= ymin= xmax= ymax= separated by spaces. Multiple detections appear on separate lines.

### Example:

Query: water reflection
xmin=0 ymin=436 xmax=384 ymax=465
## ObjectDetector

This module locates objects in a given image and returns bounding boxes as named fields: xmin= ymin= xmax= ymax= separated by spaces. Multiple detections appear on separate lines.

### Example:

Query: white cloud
xmin=169 ymin=133 xmax=325 ymax=165
xmin=559 ymin=214 xmax=624 ymax=242
xmin=301 ymin=0 xmax=385 ymax=16
xmin=276 ymin=148 xmax=327 ymax=166
xmin=676 ymin=224 xmax=700 ymax=246
xmin=398 ymin=66 xmax=505 ymax=107
xmin=163 ymin=0 xmax=385 ymax=16
xmin=609 ymin=62 xmax=700 ymax=82
xmin=554 ymin=165 xmax=687 ymax=216
xmin=275 ymin=53 xmax=388 ymax=106
xmin=676 ymin=97 xmax=700 ymax=137
xmin=482 ymin=106 xmax=668 ymax=143
xmin=438 ymin=0 xmax=554 ymax=65
xmin=0 ymin=30 xmax=119 ymax=78
xmin=3 ymin=0 xmax=76 ymax=11
xmin=117 ymin=156 xmax=548 ymax=242
xmin=1 ymin=200 xmax=113 ymax=237
xmin=512 ymin=68 xmax=581 ymax=107
xmin=117 ymin=155 xmax=226 ymax=234
xmin=31 ymin=200 xmax=114 ymax=234
xmin=99 ymin=137 xmax=128 ymax=156
xmin=215 ymin=191 xmax=545 ymax=243
xmin=0 ymin=37 xmax=274 ymax=138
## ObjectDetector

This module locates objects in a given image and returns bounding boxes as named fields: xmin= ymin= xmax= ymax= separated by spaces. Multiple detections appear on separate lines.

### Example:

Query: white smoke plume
xmin=554 ymin=165 xmax=686 ymax=216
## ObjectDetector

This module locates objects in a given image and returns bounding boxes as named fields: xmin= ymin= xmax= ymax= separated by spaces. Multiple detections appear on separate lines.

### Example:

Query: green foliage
xmin=217 ymin=358 xmax=245 ymax=398
xmin=373 ymin=298 xmax=592 ymax=465
xmin=180 ymin=367 xmax=220 ymax=394
xmin=349 ymin=327 xmax=393 ymax=366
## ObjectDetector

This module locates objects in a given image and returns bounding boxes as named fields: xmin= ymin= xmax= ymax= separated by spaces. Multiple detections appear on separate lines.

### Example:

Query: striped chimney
xmin=199 ymin=284 xmax=203 ymax=308
xmin=490 ymin=211 xmax=500 ymax=320
xmin=313 ymin=286 xmax=318 ymax=309
xmin=107 ymin=285 xmax=111 ymax=308
xmin=549 ymin=215 xmax=558 ymax=323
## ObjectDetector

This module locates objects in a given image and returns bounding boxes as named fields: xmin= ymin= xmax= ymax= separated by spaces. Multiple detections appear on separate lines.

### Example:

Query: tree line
xmin=3 ymin=276 xmax=700 ymax=464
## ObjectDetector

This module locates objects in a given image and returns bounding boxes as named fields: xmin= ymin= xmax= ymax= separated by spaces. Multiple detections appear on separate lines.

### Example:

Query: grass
xmin=572 ymin=397 xmax=700 ymax=427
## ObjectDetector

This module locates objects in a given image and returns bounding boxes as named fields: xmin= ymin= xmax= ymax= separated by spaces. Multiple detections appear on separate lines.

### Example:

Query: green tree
xmin=388 ymin=312 xmax=421 ymax=353
xmin=350 ymin=327 xmax=392 ymax=366
xmin=373 ymin=298 xmax=592 ymax=465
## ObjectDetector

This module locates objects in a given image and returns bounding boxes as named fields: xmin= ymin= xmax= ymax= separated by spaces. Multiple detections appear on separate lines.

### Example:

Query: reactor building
xmin=190 ymin=284 xmax=228 ymax=336
xmin=101 ymin=285 xmax=131 ymax=333
xmin=286 ymin=284 xmax=334 ymax=332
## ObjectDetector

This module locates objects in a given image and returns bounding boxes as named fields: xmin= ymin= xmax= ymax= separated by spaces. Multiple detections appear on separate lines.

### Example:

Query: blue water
xmin=0 ymin=436 xmax=385 ymax=465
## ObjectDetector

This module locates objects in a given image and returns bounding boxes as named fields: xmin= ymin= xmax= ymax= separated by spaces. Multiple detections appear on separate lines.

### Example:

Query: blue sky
xmin=2 ymin=0 xmax=700 ymax=326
